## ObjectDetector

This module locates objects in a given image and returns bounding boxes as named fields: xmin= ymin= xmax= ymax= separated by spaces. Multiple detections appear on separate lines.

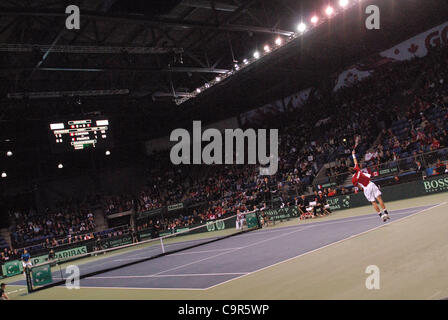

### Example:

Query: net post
xmin=256 ymin=210 xmax=262 ymax=229
xmin=25 ymin=267 xmax=33 ymax=293
xmin=160 ymin=237 xmax=165 ymax=253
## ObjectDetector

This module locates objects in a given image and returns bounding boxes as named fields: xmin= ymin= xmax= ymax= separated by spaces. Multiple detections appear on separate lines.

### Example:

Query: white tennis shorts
xmin=363 ymin=182 xmax=382 ymax=202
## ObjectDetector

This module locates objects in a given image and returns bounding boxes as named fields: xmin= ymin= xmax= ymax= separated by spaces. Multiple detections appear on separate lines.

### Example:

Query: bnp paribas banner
xmin=31 ymin=246 xmax=88 ymax=265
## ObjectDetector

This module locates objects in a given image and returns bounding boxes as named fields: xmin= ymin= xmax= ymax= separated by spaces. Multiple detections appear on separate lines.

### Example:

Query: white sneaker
xmin=382 ymin=213 xmax=390 ymax=222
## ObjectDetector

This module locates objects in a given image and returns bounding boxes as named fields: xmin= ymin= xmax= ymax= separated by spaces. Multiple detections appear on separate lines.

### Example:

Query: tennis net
xmin=25 ymin=211 xmax=261 ymax=292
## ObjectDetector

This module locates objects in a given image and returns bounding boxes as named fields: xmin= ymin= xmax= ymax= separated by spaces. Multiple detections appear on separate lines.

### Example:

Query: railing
xmin=314 ymin=147 xmax=448 ymax=188
xmin=10 ymin=224 xmax=131 ymax=253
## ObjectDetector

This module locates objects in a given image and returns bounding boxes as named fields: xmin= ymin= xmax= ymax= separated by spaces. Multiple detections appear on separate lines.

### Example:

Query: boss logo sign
xmin=423 ymin=177 xmax=448 ymax=193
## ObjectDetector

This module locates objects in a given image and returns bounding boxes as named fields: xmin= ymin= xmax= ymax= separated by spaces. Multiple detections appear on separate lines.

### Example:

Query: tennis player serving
xmin=349 ymin=150 xmax=390 ymax=222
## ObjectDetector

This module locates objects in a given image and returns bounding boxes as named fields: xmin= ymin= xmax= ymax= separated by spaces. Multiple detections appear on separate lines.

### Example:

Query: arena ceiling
xmin=0 ymin=0 xmax=445 ymax=116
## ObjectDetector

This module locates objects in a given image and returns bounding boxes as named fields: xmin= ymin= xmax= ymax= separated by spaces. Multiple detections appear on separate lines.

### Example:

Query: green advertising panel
xmin=263 ymin=206 xmax=300 ymax=221
xmin=206 ymin=219 xmax=226 ymax=232
xmin=31 ymin=246 xmax=88 ymax=265
xmin=175 ymin=227 xmax=190 ymax=234
xmin=1 ymin=260 xmax=23 ymax=277
xmin=101 ymin=236 xmax=133 ymax=249
xmin=31 ymin=263 xmax=52 ymax=287
xmin=138 ymin=228 xmax=154 ymax=241
xmin=421 ymin=175 xmax=448 ymax=194
xmin=246 ymin=212 xmax=260 ymax=229
xmin=327 ymin=195 xmax=351 ymax=211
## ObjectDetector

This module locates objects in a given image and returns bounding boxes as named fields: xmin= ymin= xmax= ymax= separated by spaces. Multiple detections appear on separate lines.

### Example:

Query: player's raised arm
xmin=352 ymin=150 xmax=358 ymax=167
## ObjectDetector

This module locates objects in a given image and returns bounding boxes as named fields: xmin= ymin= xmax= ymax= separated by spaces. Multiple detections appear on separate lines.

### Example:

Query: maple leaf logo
xmin=408 ymin=43 xmax=419 ymax=54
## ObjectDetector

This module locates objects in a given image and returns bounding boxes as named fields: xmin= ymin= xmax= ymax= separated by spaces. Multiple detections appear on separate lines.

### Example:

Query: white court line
xmin=87 ymin=272 xmax=249 ymax=279
xmin=6 ymin=288 xmax=26 ymax=295
xmin=205 ymin=202 xmax=447 ymax=290
xmin=169 ymin=247 xmax=243 ymax=256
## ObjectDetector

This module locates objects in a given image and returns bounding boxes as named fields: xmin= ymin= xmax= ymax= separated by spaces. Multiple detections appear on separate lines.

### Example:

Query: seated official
xmin=297 ymin=195 xmax=314 ymax=219
xmin=315 ymin=191 xmax=331 ymax=216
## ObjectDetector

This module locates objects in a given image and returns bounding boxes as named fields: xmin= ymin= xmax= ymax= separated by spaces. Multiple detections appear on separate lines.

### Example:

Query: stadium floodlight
xmin=297 ymin=23 xmax=307 ymax=33
xmin=196 ymin=88 xmax=201 ymax=93
xmin=311 ymin=16 xmax=319 ymax=24
xmin=243 ymin=58 xmax=249 ymax=65
xmin=263 ymin=45 xmax=270 ymax=53
xmin=58 ymin=163 xmax=63 ymax=169
xmin=105 ymin=150 xmax=111 ymax=156
xmin=205 ymin=83 xmax=210 ymax=88
xmin=234 ymin=64 xmax=240 ymax=70
xmin=325 ymin=6 xmax=334 ymax=16
xmin=215 ymin=76 xmax=221 ymax=82
xmin=253 ymin=51 xmax=260 ymax=59
xmin=339 ymin=0 xmax=349 ymax=7
xmin=1 ymin=172 xmax=6 ymax=178
xmin=6 ymin=151 xmax=13 ymax=157
xmin=275 ymin=37 xmax=283 ymax=46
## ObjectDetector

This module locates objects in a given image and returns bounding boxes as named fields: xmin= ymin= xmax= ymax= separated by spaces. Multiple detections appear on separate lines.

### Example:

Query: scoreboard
xmin=49 ymin=118 xmax=112 ymax=152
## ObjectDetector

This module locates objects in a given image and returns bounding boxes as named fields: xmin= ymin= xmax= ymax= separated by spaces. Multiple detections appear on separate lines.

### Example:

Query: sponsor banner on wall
xmin=101 ymin=236 xmax=133 ymax=249
xmin=138 ymin=228 xmax=155 ymax=241
xmin=422 ymin=175 xmax=448 ymax=194
xmin=167 ymin=202 xmax=184 ymax=211
xmin=31 ymin=245 xmax=89 ymax=265
xmin=380 ymin=21 xmax=448 ymax=62
xmin=327 ymin=195 xmax=351 ymax=211
xmin=262 ymin=206 xmax=300 ymax=221
xmin=1 ymin=260 xmax=23 ymax=277
xmin=333 ymin=21 xmax=448 ymax=92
